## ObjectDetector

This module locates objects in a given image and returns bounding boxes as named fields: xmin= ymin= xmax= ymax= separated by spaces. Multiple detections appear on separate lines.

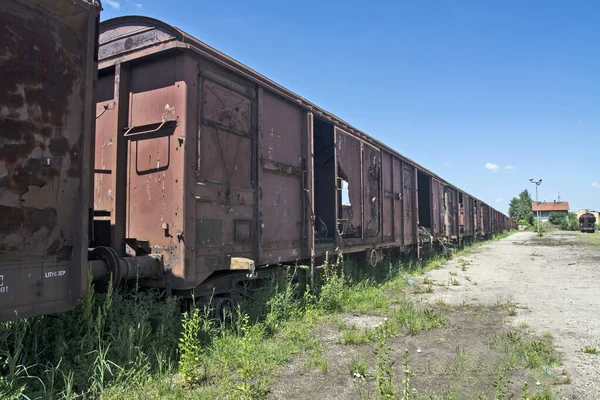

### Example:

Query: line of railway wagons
xmin=0 ymin=1 xmax=515 ymax=322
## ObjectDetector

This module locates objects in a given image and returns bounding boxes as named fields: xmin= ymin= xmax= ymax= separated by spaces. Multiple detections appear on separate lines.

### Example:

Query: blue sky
xmin=101 ymin=0 xmax=600 ymax=214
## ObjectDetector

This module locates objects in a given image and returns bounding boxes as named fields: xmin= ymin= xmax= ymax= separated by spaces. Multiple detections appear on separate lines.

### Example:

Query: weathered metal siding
xmin=392 ymin=158 xmax=404 ymax=244
xmin=462 ymin=194 xmax=474 ymax=237
xmin=445 ymin=187 xmax=459 ymax=238
xmin=97 ymin=17 xmax=201 ymax=289
xmin=381 ymin=152 xmax=394 ymax=242
xmin=0 ymin=0 xmax=100 ymax=321
xmin=402 ymin=163 xmax=417 ymax=245
xmin=94 ymin=73 xmax=117 ymax=222
xmin=473 ymin=199 xmax=479 ymax=233
xmin=195 ymin=63 xmax=256 ymax=282
xmin=480 ymin=203 xmax=486 ymax=234
xmin=259 ymin=90 xmax=305 ymax=263
xmin=380 ymin=153 xmax=406 ymax=246
xmin=362 ymin=144 xmax=381 ymax=238
xmin=94 ymin=54 xmax=193 ymax=288
xmin=336 ymin=129 xmax=363 ymax=242
xmin=431 ymin=178 xmax=445 ymax=237
xmin=335 ymin=129 xmax=382 ymax=248
xmin=126 ymin=55 xmax=188 ymax=280
xmin=482 ymin=204 xmax=491 ymax=234
xmin=468 ymin=196 xmax=475 ymax=235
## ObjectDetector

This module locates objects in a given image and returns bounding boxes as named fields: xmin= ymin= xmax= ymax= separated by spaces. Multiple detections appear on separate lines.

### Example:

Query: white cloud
xmin=485 ymin=163 xmax=500 ymax=172
xmin=126 ymin=0 xmax=142 ymax=8
xmin=592 ymin=182 xmax=600 ymax=188
xmin=496 ymin=198 xmax=503 ymax=202
xmin=504 ymin=165 xmax=515 ymax=170
xmin=106 ymin=0 xmax=120 ymax=9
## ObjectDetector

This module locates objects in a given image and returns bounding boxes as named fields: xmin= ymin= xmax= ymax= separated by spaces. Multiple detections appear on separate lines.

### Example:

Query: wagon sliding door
xmin=335 ymin=128 xmax=381 ymax=248
xmin=382 ymin=153 xmax=402 ymax=244
xmin=258 ymin=89 xmax=305 ymax=264
xmin=402 ymin=164 xmax=417 ymax=245
xmin=431 ymin=179 xmax=445 ymax=238
xmin=126 ymin=58 xmax=182 ymax=254
xmin=195 ymin=73 xmax=256 ymax=278
xmin=444 ymin=187 xmax=459 ymax=239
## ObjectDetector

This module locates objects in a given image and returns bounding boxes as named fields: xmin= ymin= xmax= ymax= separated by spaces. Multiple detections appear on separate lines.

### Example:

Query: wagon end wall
xmin=0 ymin=0 xmax=101 ymax=321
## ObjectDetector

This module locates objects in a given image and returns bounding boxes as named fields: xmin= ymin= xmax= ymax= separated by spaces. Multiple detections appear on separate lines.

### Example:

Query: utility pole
xmin=530 ymin=178 xmax=543 ymax=235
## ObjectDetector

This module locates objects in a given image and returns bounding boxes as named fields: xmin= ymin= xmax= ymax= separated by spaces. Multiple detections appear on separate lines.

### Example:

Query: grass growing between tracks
xmin=0 ymin=231 xmax=532 ymax=399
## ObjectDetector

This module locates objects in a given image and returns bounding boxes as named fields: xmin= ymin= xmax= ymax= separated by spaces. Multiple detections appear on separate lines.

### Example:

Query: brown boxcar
xmin=92 ymin=15 xmax=514 ymax=301
xmin=94 ymin=11 xmax=427 ymax=294
xmin=0 ymin=0 xmax=102 ymax=321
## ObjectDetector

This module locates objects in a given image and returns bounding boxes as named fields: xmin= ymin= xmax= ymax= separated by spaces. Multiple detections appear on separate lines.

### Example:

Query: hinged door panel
xmin=362 ymin=144 xmax=381 ymax=238
xmin=126 ymin=57 xmax=183 ymax=251
xmin=335 ymin=129 xmax=382 ymax=247
xmin=195 ymin=72 xmax=256 ymax=270
xmin=392 ymin=158 xmax=403 ymax=243
xmin=336 ymin=129 xmax=362 ymax=241
xmin=259 ymin=90 xmax=305 ymax=263
xmin=382 ymin=153 xmax=394 ymax=242
xmin=402 ymin=165 xmax=416 ymax=245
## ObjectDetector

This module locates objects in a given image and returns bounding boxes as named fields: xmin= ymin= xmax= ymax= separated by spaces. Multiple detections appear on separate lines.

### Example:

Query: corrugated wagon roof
xmin=532 ymin=201 xmax=570 ymax=212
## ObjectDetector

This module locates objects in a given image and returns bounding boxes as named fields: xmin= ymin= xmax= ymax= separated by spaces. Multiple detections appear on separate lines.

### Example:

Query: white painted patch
xmin=44 ymin=270 xmax=66 ymax=278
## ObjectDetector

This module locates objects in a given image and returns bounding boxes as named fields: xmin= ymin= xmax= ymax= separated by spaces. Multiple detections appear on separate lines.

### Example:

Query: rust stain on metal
xmin=1 ymin=0 xmax=100 ymax=321
xmin=0 ymin=205 xmax=57 ymax=250
xmin=0 ymin=120 xmax=37 ymax=165
xmin=1 ymin=158 xmax=60 ymax=196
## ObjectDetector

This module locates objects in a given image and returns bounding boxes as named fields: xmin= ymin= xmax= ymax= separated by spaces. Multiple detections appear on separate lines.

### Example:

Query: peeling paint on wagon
xmin=0 ymin=0 xmax=101 ymax=321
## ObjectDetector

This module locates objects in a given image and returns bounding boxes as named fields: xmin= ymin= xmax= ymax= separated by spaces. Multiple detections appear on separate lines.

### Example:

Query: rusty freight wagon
xmin=0 ymin=0 xmax=102 ymax=321
xmin=89 ymin=15 xmax=513 ymax=306
xmin=579 ymin=212 xmax=596 ymax=233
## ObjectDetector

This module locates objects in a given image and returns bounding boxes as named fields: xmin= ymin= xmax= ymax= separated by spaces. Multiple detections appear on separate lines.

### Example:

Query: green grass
xmin=0 ymin=270 xmax=322 ymax=399
xmin=305 ymin=347 xmax=328 ymax=373
xmin=0 ymin=231 xmax=517 ymax=399
xmin=497 ymin=330 xmax=560 ymax=371
xmin=348 ymin=358 xmax=369 ymax=377
xmin=582 ymin=346 xmax=599 ymax=355
xmin=391 ymin=300 xmax=446 ymax=335
xmin=340 ymin=326 xmax=376 ymax=345
xmin=577 ymin=232 xmax=600 ymax=247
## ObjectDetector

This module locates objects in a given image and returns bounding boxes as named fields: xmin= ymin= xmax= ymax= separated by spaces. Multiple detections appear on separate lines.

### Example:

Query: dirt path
xmin=268 ymin=231 xmax=600 ymax=399
xmin=425 ymin=231 xmax=600 ymax=399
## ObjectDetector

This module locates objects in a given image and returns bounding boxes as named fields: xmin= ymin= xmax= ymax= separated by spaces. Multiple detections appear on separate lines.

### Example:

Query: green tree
xmin=559 ymin=212 xmax=579 ymax=231
xmin=548 ymin=212 xmax=566 ymax=225
xmin=508 ymin=189 xmax=534 ymax=225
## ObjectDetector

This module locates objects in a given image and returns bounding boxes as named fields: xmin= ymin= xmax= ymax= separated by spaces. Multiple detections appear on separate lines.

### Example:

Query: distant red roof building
xmin=532 ymin=201 xmax=570 ymax=212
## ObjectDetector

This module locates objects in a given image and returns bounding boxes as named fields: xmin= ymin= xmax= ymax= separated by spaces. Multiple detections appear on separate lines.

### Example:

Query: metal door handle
xmin=123 ymin=118 xmax=178 ymax=137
